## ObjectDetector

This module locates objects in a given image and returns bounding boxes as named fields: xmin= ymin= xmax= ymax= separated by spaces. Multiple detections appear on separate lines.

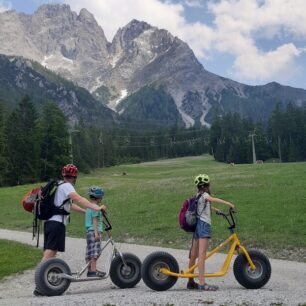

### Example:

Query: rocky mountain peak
xmin=125 ymin=19 xmax=152 ymax=30
xmin=34 ymin=3 xmax=73 ymax=18
xmin=117 ymin=19 xmax=153 ymax=43
xmin=78 ymin=8 xmax=97 ymax=24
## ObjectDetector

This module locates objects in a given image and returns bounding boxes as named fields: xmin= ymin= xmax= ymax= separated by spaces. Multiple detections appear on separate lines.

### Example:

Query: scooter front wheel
xmin=110 ymin=253 xmax=142 ymax=288
xmin=233 ymin=249 xmax=271 ymax=289
xmin=141 ymin=251 xmax=179 ymax=291
xmin=34 ymin=258 xmax=71 ymax=296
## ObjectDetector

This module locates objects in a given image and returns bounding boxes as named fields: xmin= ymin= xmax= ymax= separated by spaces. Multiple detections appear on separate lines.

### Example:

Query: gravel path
xmin=0 ymin=229 xmax=306 ymax=306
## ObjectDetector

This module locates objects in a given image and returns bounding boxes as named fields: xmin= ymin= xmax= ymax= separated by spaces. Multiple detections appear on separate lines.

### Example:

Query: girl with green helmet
xmin=187 ymin=174 xmax=235 ymax=291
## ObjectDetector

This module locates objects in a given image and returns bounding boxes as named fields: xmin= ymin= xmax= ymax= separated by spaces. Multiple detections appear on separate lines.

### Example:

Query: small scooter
xmin=141 ymin=208 xmax=271 ymax=291
xmin=34 ymin=212 xmax=142 ymax=296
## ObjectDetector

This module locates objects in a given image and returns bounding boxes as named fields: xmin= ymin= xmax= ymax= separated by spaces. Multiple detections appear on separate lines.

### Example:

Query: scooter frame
xmin=58 ymin=230 xmax=128 ymax=282
xmin=160 ymin=232 xmax=256 ymax=279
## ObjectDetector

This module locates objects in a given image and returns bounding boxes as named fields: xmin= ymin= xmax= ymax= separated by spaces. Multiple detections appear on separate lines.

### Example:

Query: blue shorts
xmin=193 ymin=219 xmax=211 ymax=239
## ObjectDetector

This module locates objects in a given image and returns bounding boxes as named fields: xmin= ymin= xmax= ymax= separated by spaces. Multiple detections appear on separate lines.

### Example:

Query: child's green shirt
xmin=85 ymin=204 xmax=103 ymax=232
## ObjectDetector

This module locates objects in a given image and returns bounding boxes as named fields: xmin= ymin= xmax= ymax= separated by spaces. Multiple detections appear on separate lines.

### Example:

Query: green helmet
xmin=194 ymin=174 xmax=210 ymax=187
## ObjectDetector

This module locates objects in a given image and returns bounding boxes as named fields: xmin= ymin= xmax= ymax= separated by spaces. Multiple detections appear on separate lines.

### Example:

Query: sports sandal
xmin=87 ymin=271 xmax=106 ymax=277
xmin=96 ymin=270 xmax=106 ymax=277
xmin=187 ymin=281 xmax=199 ymax=290
xmin=198 ymin=283 xmax=218 ymax=291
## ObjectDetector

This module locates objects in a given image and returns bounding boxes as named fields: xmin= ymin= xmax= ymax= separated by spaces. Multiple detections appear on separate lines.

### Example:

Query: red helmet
xmin=62 ymin=164 xmax=78 ymax=177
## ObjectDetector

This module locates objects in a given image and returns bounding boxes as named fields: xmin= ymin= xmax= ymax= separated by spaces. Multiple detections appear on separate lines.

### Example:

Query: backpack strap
xmin=32 ymin=212 xmax=41 ymax=248
xmin=52 ymin=182 xmax=71 ymax=223
xmin=196 ymin=192 xmax=207 ymax=217
xmin=53 ymin=181 xmax=71 ymax=215
xmin=52 ymin=198 xmax=71 ymax=215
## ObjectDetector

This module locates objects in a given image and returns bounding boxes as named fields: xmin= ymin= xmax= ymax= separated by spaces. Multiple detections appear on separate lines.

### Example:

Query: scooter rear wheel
xmin=34 ymin=258 xmax=71 ymax=296
xmin=110 ymin=253 xmax=142 ymax=288
xmin=233 ymin=249 xmax=271 ymax=289
xmin=141 ymin=251 xmax=179 ymax=291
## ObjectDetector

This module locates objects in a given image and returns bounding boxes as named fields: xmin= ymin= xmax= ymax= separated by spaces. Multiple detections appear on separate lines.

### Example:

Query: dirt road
xmin=0 ymin=229 xmax=305 ymax=306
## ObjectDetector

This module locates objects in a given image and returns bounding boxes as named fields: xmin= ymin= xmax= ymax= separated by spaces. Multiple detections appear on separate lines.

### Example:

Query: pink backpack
xmin=179 ymin=195 xmax=201 ymax=232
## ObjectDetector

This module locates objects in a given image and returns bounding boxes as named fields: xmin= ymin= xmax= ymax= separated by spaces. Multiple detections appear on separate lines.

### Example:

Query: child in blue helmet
xmin=85 ymin=186 xmax=106 ymax=277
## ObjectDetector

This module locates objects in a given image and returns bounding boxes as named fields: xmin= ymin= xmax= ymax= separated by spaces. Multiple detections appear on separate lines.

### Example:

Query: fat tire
xmin=233 ymin=249 xmax=271 ymax=289
xmin=110 ymin=253 xmax=142 ymax=288
xmin=141 ymin=251 xmax=179 ymax=291
xmin=34 ymin=258 xmax=71 ymax=296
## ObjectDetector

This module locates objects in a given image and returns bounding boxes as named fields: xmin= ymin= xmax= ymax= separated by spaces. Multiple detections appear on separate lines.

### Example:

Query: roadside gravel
xmin=0 ymin=229 xmax=306 ymax=306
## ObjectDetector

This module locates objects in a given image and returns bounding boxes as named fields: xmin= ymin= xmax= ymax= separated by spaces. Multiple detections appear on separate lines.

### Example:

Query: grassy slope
xmin=1 ymin=155 xmax=306 ymax=257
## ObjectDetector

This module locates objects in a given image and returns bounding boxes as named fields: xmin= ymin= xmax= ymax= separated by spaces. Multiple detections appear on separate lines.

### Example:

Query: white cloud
xmin=207 ymin=0 xmax=306 ymax=82
xmin=182 ymin=0 xmax=205 ymax=8
xmin=208 ymin=0 xmax=306 ymax=40
xmin=0 ymin=0 xmax=11 ymax=12
xmin=232 ymin=43 xmax=302 ymax=81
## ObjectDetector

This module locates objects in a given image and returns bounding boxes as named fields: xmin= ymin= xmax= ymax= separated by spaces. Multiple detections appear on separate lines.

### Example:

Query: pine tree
xmin=72 ymin=120 xmax=93 ymax=173
xmin=0 ymin=101 xmax=7 ymax=186
xmin=4 ymin=96 xmax=39 ymax=185
xmin=38 ymin=102 xmax=70 ymax=180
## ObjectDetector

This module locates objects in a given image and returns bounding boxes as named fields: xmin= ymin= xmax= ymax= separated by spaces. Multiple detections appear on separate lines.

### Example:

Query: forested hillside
xmin=1 ymin=93 xmax=306 ymax=187
xmin=209 ymin=103 xmax=306 ymax=163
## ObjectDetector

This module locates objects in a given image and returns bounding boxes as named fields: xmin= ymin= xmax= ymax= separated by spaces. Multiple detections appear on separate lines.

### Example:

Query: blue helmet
xmin=88 ymin=186 xmax=104 ymax=198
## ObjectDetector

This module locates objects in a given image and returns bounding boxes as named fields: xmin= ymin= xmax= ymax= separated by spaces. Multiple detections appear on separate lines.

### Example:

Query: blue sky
xmin=2 ymin=0 xmax=306 ymax=90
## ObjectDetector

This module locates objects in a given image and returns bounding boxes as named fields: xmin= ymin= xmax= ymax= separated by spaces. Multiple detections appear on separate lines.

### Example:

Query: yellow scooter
xmin=141 ymin=208 xmax=271 ymax=291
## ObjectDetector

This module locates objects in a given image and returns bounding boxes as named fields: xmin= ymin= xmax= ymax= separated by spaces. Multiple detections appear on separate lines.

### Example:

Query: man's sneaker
xmin=87 ymin=271 xmax=106 ymax=278
xmin=33 ymin=288 xmax=44 ymax=296
xmin=187 ymin=281 xmax=199 ymax=290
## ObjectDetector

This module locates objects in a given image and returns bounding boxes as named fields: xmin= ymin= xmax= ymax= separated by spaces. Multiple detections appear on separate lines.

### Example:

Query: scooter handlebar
xmin=101 ymin=211 xmax=112 ymax=231
xmin=216 ymin=207 xmax=236 ymax=231
xmin=216 ymin=207 xmax=236 ymax=216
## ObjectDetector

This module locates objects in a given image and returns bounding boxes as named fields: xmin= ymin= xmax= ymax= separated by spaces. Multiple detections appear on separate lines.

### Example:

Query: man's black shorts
xmin=44 ymin=221 xmax=66 ymax=252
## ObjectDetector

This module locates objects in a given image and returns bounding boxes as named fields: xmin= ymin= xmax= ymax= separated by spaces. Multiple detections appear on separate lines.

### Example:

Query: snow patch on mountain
xmin=41 ymin=53 xmax=74 ymax=69
xmin=90 ymin=76 xmax=104 ymax=93
xmin=107 ymin=89 xmax=129 ymax=110
xmin=41 ymin=54 xmax=53 ymax=67
xmin=179 ymin=110 xmax=195 ymax=128
xmin=116 ymin=89 xmax=128 ymax=105
xmin=110 ymin=53 xmax=122 ymax=68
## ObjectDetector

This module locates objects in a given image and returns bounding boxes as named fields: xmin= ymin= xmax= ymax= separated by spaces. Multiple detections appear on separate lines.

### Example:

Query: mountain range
xmin=0 ymin=4 xmax=306 ymax=127
xmin=0 ymin=54 xmax=118 ymax=126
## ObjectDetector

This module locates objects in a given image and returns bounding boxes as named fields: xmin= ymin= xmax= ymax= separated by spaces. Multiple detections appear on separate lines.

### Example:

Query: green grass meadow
xmin=1 ymin=155 xmax=306 ymax=260
xmin=0 ymin=239 xmax=41 ymax=279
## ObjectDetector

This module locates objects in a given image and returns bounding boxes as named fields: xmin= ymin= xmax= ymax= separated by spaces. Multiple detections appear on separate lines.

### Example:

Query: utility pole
xmin=68 ymin=130 xmax=73 ymax=164
xmin=249 ymin=131 xmax=257 ymax=164
xmin=99 ymin=132 xmax=104 ymax=168
xmin=68 ymin=129 xmax=79 ymax=164
xmin=278 ymin=135 xmax=282 ymax=162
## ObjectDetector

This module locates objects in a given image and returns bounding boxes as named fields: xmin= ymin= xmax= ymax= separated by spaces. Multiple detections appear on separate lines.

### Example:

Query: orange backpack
xmin=22 ymin=188 xmax=41 ymax=213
